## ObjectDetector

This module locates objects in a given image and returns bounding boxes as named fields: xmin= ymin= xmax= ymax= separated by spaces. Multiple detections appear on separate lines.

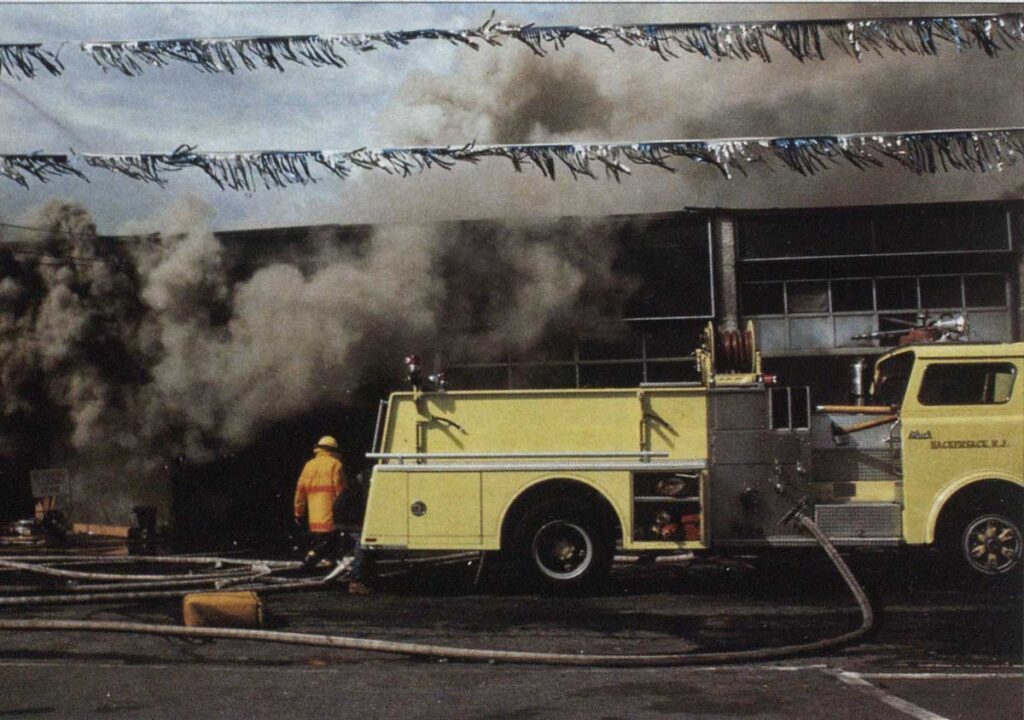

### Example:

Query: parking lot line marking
xmin=834 ymin=671 xmax=951 ymax=720
xmin=913 ymin=664 xmax=1023 ymax=670
xmin=858 ymin=672 xmax=1021 ymax=680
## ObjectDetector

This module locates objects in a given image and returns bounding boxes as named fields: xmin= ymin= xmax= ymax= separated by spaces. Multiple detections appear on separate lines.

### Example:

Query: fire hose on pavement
xmin=0 ymin=514 xmax=875 ymax=667
xmin=0 ymin=555 xmax=315 ymax=605
xmin=0 ymin=553 xmax=483 ymax=605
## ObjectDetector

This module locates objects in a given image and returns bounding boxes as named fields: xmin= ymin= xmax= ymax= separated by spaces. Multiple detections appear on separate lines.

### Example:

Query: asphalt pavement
xmin=0 ymin=552 xmax=1020 ymax=719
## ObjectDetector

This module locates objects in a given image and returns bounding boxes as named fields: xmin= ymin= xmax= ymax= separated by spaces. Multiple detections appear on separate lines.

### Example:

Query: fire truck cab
xmin=360 ymin=327 xmax=1023 ymax=590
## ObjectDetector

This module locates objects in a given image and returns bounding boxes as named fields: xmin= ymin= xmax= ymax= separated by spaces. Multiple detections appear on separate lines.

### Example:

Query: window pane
xmin=831 ymin=279 xmax=874 ymax=312
xmin=452 ymin=367 xmax=509 ymax=389
xmin=645 ymin=361 xmax=699 ymax=383
xmin=919 ymin=276 xmax=962 ymax=310
xmin=520 ymin=365 xmax=576 ymax=389
xmin=578 ymin=334 xmax=641 ymax=360
xmin=742 ymin=283 xmax=785 ymax=315
xmin=739 ymin=213 xmax=872 ymax=259
xmin=787 ymin=281 xmax=829 ymax=314
xmin=875 ymin=206 xmax=1010 ymax=253
xmin=579 ymin=362 xmax=643 ymax=388
xmin=739 ymin=216 xmax=819 ymax=258
xmin=964 ymin=275 xmax=1007 ymax=308
xmin=876 ymin=277 xmax=918 ymax=310
xmin=644 ymin=325 xmax=699 ymax=358
xmin=618 ymin=218 xmax=712 ymax=319
xmin=918 ymin=363 xmax=1017 ymax=405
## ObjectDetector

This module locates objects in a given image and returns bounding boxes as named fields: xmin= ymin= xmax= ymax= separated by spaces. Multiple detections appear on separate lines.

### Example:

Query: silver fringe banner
xmin=0 ymin=44 xmax=64 ymax=79
xmin=83 ymin=145 xmax=321 ymax=191
xmin=0 ymin=154 xmax=84 ymax=188
xmin=79 ymin=12 xmax=1023 ymax=74
xmin=81 ymin=21 xmax=501 ymax=76
xmin=69 ymin=128 xmax=1024 ymax=190
xmin=510 ymin=13 xmax=1024 ymax=62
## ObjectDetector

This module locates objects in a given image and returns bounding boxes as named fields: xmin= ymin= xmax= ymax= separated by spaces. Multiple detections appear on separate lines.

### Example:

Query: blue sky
xmin=1 ymin=3 xmax=1021 ymax=233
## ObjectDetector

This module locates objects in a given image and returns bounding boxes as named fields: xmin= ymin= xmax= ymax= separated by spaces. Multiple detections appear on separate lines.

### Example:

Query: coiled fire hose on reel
xmin=0 ymin=514 xmax=874 ymax=667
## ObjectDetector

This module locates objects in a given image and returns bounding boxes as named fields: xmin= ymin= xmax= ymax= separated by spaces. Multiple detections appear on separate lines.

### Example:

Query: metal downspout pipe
xmin=712 ymin=214 xmax=739 ymax=333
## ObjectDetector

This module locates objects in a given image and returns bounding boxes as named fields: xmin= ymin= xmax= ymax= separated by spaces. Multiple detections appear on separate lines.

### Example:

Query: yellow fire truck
xmin=360 ymin=324 xmax=1023 ymax=591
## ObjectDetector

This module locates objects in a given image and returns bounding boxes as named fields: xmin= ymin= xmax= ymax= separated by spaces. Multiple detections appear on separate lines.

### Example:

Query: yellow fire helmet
xmin=315 ymin=435 xmax=339 ymax=451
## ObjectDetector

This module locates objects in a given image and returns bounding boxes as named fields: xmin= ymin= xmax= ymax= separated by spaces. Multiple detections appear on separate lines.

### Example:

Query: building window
xmin=446 ymin=322 xmax=704 ymax=390
xmin=618 ymin=217 xmax=713 ymax=320
xmin=740 ymin=204 xmax=1012 ymax=260
xmin=786 ymin=281 xmax=829 ymax=314
xmin=830 ymin=279 xmax=874 ymax=312
xmin=875 ymin=277 xmax=919 ymax=311
xmin=742 ymin=273 xmax=1011 ymax=352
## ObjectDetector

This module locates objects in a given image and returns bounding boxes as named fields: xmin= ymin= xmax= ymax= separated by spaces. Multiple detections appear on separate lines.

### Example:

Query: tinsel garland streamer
xmin=44 ymin=129 xmax=1021 ymax=191
xmin=0 ymin=44 xmax=64 ymax=79
xmin=0 ymin=155 xmax=84 ymax=188
xmin=78 ymin=12 xmax=1024 ymax=75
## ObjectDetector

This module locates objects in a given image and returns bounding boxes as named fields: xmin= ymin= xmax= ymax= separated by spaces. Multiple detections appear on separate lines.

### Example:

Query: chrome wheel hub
xmin=532 ymin=521 xmax=593 ymax=581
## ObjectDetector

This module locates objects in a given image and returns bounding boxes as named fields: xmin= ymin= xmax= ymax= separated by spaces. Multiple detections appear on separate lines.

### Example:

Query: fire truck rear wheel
xmin=513 ymin=500 xmax=613 ymax=593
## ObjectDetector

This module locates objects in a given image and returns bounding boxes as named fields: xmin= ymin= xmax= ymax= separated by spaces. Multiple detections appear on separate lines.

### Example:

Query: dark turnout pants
xmin=303 ymin=530 xmax=376 ymax=582
xmin=303 ymin=530 xmax=344 ymax=567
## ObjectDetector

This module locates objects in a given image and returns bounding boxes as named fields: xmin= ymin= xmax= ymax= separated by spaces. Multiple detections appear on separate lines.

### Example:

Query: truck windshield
xmin=873 ymin=352 xmax=915 ymax=406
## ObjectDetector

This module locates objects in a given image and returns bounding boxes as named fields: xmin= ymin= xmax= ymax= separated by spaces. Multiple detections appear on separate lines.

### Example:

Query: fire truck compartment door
xmin=407 ymin=472 xmax=483 ymax=546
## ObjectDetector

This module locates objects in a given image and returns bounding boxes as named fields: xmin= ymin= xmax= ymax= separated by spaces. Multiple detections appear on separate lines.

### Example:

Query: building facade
xmin=444 ymin=200 xmax=1022 ymax=403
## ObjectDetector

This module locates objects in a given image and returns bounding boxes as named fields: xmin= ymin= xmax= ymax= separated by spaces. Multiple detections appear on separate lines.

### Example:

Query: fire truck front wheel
xmin=513 ymin=500 xmax=614 ymax=593
xmin=939 ymin=495 xmax=1023 ymax=586
xmin=956 ymin=512 xmax=1023 ymax=579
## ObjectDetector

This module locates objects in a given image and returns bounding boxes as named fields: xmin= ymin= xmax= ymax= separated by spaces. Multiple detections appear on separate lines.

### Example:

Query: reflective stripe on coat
xmin=293 ymin=448 xmax=347 ymax=533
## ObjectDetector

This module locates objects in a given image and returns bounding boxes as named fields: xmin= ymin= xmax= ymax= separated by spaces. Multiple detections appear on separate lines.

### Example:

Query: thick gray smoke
xmin=352 ymin=11 xmax=1022 ymax=223
xmin=0 ymin=197 xmax=634 ymax=522
xmin=131 ymin=207 xmax=630 ymax=454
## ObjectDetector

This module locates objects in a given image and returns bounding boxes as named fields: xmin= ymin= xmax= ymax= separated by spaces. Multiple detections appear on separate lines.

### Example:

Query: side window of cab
xmin=917 ymin=362 xmax=1017 ymax=406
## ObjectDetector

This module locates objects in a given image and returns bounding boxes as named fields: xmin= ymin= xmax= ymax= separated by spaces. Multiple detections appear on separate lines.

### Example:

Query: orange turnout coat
xmin=294 ymin=448 xmax=347 ymax=533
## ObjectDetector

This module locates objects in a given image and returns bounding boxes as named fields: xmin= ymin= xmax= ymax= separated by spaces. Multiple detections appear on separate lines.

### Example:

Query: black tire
xmin=511 ymin=499 xmax=614 ymax=594
xmin=941 ymin=502 xmax=1023 ymax=586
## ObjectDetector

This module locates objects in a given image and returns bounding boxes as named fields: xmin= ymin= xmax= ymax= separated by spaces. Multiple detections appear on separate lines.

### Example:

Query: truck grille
xmin=814 ymin=503 xmax=902 ymax=539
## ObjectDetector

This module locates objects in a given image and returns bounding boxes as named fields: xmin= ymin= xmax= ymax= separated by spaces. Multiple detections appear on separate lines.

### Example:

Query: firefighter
xmin=293 ymin=435 xmax=376 ymax=594
xmin=294 ymin=435 xmax=347 ymax=567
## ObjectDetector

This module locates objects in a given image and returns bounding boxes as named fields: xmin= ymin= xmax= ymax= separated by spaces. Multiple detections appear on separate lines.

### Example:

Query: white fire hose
xmin=0 ymin=515 xmax=874 ymax=667
xmin=0 ymin=555 xmax=315 ymax=605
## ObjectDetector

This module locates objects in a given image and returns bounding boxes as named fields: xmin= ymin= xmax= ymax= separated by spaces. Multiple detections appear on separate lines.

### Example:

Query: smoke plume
xmin=0 ymin=197 xmax=634 ymax=521
xmin=351 ymin=15 xmax=1023 ymax=225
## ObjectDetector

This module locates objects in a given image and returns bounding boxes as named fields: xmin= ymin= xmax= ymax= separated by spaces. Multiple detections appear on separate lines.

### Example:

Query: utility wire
xmin=5 ymin=126 xmax=1024 ymax=189
xmin=4 ymin=11 xmax=1024 ymax=79
xmin=0 ymin=246 xmax=128 ymax=266
xmin=0 ymin=221 xmax=163 ymax=244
